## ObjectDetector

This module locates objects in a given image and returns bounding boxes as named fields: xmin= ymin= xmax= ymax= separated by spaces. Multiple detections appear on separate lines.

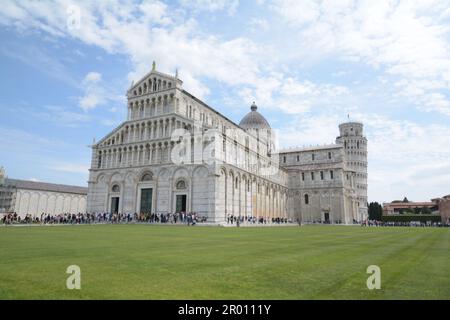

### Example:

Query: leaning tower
xmin=336 ymin=121 xmax=368 ymax=221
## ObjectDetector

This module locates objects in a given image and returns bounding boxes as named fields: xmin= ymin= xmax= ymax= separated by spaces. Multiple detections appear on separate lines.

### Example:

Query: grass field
xmin=0 ymin=224 xmax=449 ymax=299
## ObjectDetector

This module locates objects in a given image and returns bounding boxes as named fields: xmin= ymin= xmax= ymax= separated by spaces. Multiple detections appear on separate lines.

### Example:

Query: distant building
xmin=431 ymin=195 xmax=450 ymax=224
xmin=0 ymin=167 xmax=16 ymax=213
xmin=383 ymin=200 xmax=438 ymax=215
xmin=383 ymin=196 xmax=449 ymax=224
xmin=0 ymin=167 xmax=87 ymax=217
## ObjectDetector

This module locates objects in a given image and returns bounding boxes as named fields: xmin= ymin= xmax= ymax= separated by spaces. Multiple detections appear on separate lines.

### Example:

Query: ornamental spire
xmin=152 ymin=61 xmax=156 ymax=71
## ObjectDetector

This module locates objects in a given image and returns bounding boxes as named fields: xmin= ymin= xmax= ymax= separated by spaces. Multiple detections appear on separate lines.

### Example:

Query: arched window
xmin=304 ymin=194 xmax=309 ymax=205
xmin=141 ymin=173 xmax=153 ymax=181
xmin=176 ymin=180 xmax=186 ymax=189
xmin=112 ymin=185 xmax=120 ymax=192
xmin=98 ymin=151 xmax=102 ymax=168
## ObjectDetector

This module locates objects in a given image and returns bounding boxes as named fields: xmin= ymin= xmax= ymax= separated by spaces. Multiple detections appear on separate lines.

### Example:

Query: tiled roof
xmin=279 ymin=144 xmax=342 ymax=153
xmin=5 ymin=179 xmax=87 ymax=195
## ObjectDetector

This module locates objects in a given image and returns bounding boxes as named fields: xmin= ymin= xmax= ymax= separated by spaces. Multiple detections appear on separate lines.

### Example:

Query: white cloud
xmin=0 ymin=127 xmax=67 ymax=154
xmin=100 ymin=119 xmax=120 ymax=127
xmin=271 ymin=0 xmax=320 ymax=26
xmin=278 ymin=111 xmax=450 ymax=202
xmin=0 ymin=42 xmax=78 ymax=87
xmin=0 ymin=1 xmax=265 ymax=100
xmin=50 ymin=163 xmax=90 ymax=174
xmin=179 ymin=0 xmax=240 ymax=15
xmin=271 ymin=0 xmax=450 ymax=116
xmin=240 ymin=77 xmax=351 ymax=114
xmin=79 ymin=72 xmax=105 ymax=111
xmin=248 ymin=18 xmax=270 ymax=31
xmin=84 ymin=71 xmax=101 ymax=83
xmin=78 ymin=71 xmax=124 ymax=111
xmin=39 ymin=105 xmax=91 ymax=127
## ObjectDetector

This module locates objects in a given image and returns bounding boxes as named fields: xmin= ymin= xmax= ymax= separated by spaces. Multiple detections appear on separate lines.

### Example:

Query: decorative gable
xmin=127 ymin=61 xmax=182 ymax=98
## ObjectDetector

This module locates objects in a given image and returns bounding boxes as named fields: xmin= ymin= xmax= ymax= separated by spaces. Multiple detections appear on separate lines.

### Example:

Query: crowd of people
xmin=1 ymin=211 xmax=206 ymax=226
xmin=362 ymin=219 xmax=449 ymax=227
xmin=2 ymin=212 xmax=447 ymax=227
xmin=226 ymin=214 xmax=293 ymax=225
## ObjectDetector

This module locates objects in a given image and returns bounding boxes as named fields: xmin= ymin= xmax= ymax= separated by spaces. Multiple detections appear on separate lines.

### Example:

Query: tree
xmin=421 ymin=207 xmax=432 ymax=214
xmin=368 ymin=202 xmax=383 ymax=221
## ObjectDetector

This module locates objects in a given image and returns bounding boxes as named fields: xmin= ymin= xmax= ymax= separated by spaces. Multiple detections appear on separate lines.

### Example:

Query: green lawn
xmin=0 ymin=224 xmax=449 ymax=299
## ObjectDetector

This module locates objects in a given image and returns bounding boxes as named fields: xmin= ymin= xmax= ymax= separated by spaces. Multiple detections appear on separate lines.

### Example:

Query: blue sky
xmin=1 ymin=0 xmax=450 ymax=203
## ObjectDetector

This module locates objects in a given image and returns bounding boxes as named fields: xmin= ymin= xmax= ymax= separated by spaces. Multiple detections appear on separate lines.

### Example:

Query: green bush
xmin=381 ymin=214 xmax=441 ymax=223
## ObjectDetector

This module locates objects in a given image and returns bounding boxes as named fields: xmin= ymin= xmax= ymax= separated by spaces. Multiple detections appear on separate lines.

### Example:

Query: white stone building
xmin=0 ymin=168 xmax=87 ymax=217
xmin=87 ymin=64 xmax=367 ymax=224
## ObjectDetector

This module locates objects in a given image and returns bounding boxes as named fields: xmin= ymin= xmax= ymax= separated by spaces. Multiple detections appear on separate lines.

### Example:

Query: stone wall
xmin=14 ymin=189 xmax=86 ymax=217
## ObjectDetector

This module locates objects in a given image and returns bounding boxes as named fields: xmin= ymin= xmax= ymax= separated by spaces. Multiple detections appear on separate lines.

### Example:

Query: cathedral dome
xmin=239 ymin=102 xmax=271 ymax=130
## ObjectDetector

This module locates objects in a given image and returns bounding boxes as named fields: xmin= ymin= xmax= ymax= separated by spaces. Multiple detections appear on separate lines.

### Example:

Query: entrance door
xmin=111 ymin=197 xmax=119 ymax=214
xmin=324 ymin=212 xmax=330 ymax=223
xmin=175 ymin=194 xmax=187 ymax=213
xmin=140 ymin=188 xmax=153 ymax=213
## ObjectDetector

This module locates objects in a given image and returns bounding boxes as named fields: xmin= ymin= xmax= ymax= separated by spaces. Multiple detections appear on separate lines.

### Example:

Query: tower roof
xmin=239 ymin=102 xmax=271 ymax=130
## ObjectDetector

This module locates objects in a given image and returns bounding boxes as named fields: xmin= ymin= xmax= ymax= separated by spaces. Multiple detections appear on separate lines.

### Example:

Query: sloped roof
xmin=239 ymin=102 xmax=271 ymax=130
xmin=279 ymin=144 xmax=342 ymax=153
xmin=5 ymin=179 xmax=87 ymax=195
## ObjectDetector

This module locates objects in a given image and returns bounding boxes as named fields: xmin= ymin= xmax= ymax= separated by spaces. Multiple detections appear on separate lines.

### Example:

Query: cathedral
xmin=87 ymin=63 xmax=368 ymax=224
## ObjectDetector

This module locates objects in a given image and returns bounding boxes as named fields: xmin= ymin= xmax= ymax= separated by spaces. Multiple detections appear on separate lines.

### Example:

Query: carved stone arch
xmin=192 ymin=165 xmax=209 ymax=178
xmin=96 ymin=173 xmax=106 ymax=183
xmin=174 ymin=178 xmax=188 ymax=190
xmin=158 ymin=167 xmax=170 ymax=180
xmin=138 ymin=169 xmax=154 ymax=182
xmin=111 ymin=184 xmax=121 ymax=192
xmin=109 ymin=172 xmax=122 ymax=183
xmin=172 ymin=166 xmax=190 ymax=180
xmin=125 ymin=171 xmax=137 ymax=184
